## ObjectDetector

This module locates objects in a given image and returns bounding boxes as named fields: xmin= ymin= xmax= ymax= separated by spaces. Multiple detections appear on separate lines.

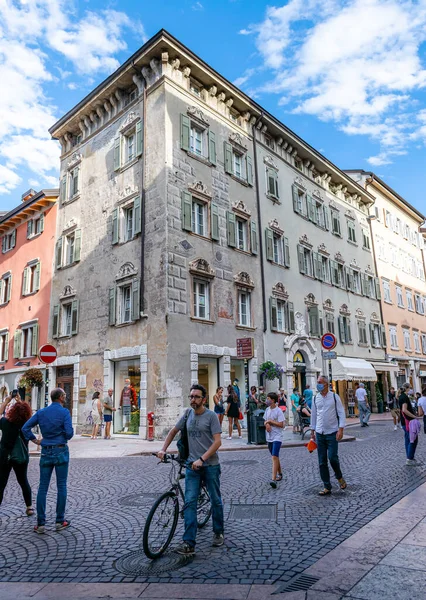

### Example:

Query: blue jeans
xmin=316 ymin=432 xmax=343 ymax=490
xmin=37 ymin=446 xmax=69 ymax=526
xmin=183 ymin=465 xmax=224 ymax=547
xmin=358 ymin=403 xmax=371 ymax=425
xmin=404 ymin=428 xmax=418 ymax=460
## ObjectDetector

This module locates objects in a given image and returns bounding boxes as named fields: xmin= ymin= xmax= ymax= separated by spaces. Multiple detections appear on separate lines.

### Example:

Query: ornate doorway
xmin=293 ymin=351 xmax=306 ymax=393
xmin=56 ymin=366 xmax=74 ymax=417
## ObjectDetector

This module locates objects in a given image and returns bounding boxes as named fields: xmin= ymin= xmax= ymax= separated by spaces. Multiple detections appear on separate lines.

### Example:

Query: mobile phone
xmin=11 ymin=389 xmax=19 ymax=398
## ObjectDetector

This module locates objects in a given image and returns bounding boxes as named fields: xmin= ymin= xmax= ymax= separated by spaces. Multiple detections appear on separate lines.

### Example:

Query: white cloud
xmin=192 ymin=1 xmax=204 ymax=10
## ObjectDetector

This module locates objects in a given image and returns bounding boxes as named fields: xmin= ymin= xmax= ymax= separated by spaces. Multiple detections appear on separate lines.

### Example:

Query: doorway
xmin=56 ymin=366 xmax=74 ymax=417
xmin=293 ymin=351 xmax=306 ymax=394
xmin=197 ymin=358 xmax=218 ymax=409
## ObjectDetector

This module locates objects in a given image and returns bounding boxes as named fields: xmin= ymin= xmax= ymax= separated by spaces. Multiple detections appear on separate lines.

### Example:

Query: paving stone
xmin=344 ymin=564 xmax=426 ymax=599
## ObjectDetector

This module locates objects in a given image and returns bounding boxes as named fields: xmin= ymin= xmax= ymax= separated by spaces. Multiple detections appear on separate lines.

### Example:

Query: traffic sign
xmin=322 ymin=351 xmax=337 ymax=360
xmin=39 ymin=344 xmax=57 ymax=364
xmin=321 ymin=332 xmax=337 ymax=351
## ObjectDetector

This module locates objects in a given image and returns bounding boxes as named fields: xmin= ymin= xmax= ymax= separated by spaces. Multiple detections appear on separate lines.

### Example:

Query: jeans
xmin=183 ymin=464 xmax=224 ymax=547
xmin=423 ymin=415 xmax=426 ymax=435
xmin=37 ymin=446 xmax=69 ymax=526
xmin=358 ymin=403 xmax=371 ymax=425
xmin=404 ymin=428 xmax=418 ymax=460
xmin=316 ymin=432 xmax=343 ymax=490
xmin=0 ymin=460 xmax=32 ymax=507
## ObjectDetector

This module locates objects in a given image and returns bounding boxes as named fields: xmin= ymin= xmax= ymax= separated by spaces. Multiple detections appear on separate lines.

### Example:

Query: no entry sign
xmin=321 ymin=333 xmax=337 ymax=351
xmin=39 ymin=344 xmax=57 ymax=364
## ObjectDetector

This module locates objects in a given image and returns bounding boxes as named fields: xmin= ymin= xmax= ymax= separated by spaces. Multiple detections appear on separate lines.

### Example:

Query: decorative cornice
xmin=294 ymin=176 xmax=307 ymax=191
xmin=189 ymin=258 xmax=215 ymax=279
xmin=355 ymin=308 xmax=366 ymax=321
xmin=350 ymin=258 xmax=360 ymax=270
xmin=118 ymin=184 xmax=139 ymax=201
xmin=304 ymin=293 xmax=318 ymax=307
xmin=60 ymin=285 xmax=76 ymax=300
xmin=371 ymin=312 xmax=380 ymax=323
xmin=272 ymin=282 xmax=288 ymax=300
xmin=234 ymin=271 xmax=254 ymax=289
xmin=232 ymin=200 xmax=251 ymax=218
xmin=334 ymin=251 xmax=345 ymax=264
xmin=365 ymin=265 xmax=374 ymax=275
xmin=229 ymin=132 xmax=247 ymax=152
xmin=299 ymin=234 xmax=313 ymax=249
xmin=323 ymin=299 xmax=334 ymax=312
xmin=263 ymin=155 xmax=278 ymax=170
xmin=269 ymin=218 xmax=284 ymax=236
xmin=340 ymin=304 xmax=351 ymax=316
xmin=67 ymin=152 xmax=82 ymax=170
xmin=345 ymin=209 xmax=355 ymax=220
xmin=187 ymin=105 xmax=209 ymax=127
xmin=62 ymin=217 xmax=77 ymax=233
xmin=329 ymin=200 xmax=339 ymax=211
xmin=188 ymin=180 xmax=211 ymax=199
xmin=312 ymin=189 xmax=323 ymax=201
xmin=116 ymin=262 xmax=138 ymax=281
xmin=119 ymin=111 xmax=139 ymax=133
xmin=318 ymin=243 xmax=329 ymax=256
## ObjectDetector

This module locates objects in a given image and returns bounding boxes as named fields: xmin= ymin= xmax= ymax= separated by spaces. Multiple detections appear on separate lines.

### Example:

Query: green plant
xmin=18 ymin=368 xmax=44 ymax=389
xmin=130 ymin=410 xmax=140 ymax=433
xmin=259 ymin=361 xmax=284 ymax=381
xmin=375 ymin=382 xmax=383 ymax=404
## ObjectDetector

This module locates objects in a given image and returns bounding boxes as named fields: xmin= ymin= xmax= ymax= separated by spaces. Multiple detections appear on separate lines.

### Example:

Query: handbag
xmin=9 ymin=433 xmax=29 ymax=465
xmin=177 ymin=409 xmax=191 ymax=461
xmin=238 ymin=411 xmax=244 ymax=420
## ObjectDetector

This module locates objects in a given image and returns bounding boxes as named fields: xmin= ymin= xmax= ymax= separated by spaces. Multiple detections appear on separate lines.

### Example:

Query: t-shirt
xmin=264 ymin=406 xmax=284 ymax=442
xmin=399 ymin=393 xmax=414 ymax=427
xmin=417 ymin=396 xmax=426 ymax=415
xmin=303 ymin=389 xmax=313 ymax=408
xmin=355 ymin=388 xmax=368 ymax=404
xmin=176 ymin=408 xmax=222 ymax=466
xmin=103 ymin=397 xmax=113 ymax=415
xmin=387 ymin=393 xmax=396 ymax=409
xmin=290 ymin=394 xmax=300 ymax=409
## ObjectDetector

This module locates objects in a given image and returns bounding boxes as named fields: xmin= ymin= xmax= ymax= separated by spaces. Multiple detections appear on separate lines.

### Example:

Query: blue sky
xmin=1 ymin=0 xmax=426 ymax=214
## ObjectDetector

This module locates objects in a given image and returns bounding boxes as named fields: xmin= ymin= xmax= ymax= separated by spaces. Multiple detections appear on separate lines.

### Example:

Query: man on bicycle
xmin=157 ymin=384 xmax=224 ymax=556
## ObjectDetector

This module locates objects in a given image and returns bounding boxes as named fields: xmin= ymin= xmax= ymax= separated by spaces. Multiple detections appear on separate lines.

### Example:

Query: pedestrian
xmin=0 ymin=389 xmax=22 ymax=417
xmin=257 ymin=386 xmax=267 ymax=410
xmin=264 ymin=392 xmax=284 ymax=488
xmin=418 ymin=388 xmax=426 ymax=434
xmin=303 ymin=384 xmax=313 ymax=409
xmin=90 ymin=392 xmax=103 ymax=439
xmin=103 ymin=388 xmax=116 ymax=439
xmin=415 ymin=393 xmax=421 ymax=414
xmin=278 ymin=388 xmax=287 ymax=413
xmin=387 ymin=387 xmax=400 ymax=430
xmin=290 ymin=388 xmax=300 ymax=433
xmin=310 ymin=375 xmax=347 ymax=495
xmin=157 ymin=384 xmax=224 ymax=556
xmin=225 ymin=385 xmax=242 ymax=440
xmin=399 ymin=382 xmax=421 ymax=466
xmin=248 ymin=386 xmax=258 ymax=412
xmin=0 ymin=401 xmax=35 ymax=516
xmin=355 ymin=383 xmax=370 ymax=427
xmin=213 ymin=387 xmax=225 ymax=426
xmin=22 ymin=388 xmax=74 ymax=534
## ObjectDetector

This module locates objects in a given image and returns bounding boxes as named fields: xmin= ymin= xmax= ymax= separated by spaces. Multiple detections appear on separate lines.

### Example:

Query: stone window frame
xmin=323 ymin=300 xmax=335 ymax=335
xmin=56 ymin=223 xmax=82 ymax=270
xmin=297 ymin=235 xmax=314 ymax=278
xmin=0 ymin=328 xmax=9 ymax=363
xmin=338 ymin=305 xmax=352 ymax=345
xmin=0 ymin=271 xmax=12 ymax=306
xmin=270 ymin=283 xmax=294 ymax=334
xmin=224 ymin=133 xmax=253 ymax=186
xmin=1 ymin=229 xmax=16 ymax=254
xmin=52 ymin=288 xmax=79 ymax=339
xmin=181 ymin=181 xmax=217 ymax=242
xmin=234 ymin=272 xmax=255 ymax=331
xmin=227 ymin=200 xmax=258 ymax=256
xmin=114 ymin=112 xmax=142 ymax=173
xmin=108 ymin=263 xmax=141 ymax=328
xmin=180 ymin=107 xmax=216 ymax=167
xmin=14 ymin=319 xmax=39 ymax=359
xmin=60 ymin=152 xmax=82 ymax=206
xmin=21 ymin=258 xmax=41 ymax=297
xmin=264 ymin=155 xmax=279 ymax=201
xmin=355 ymin=310 xmax=369 ymax=347
xmin=189 ymin=259 xmax=215 ymax=325
xmin=112 ymin=193 xmax=142 ymax=246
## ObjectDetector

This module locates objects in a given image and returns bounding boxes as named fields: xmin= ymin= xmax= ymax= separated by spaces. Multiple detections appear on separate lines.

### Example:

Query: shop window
xmin=56 ymin=229 xmax=82 ymax=269
xmin=52 ymin=301 xmax=79 ymax=338
xmin=13 ymin=322 xmax=39 ymax=358
xmin=0 ymin=330 xmax=9 ymax=362
xmin=0 ymin=273 xmax=12 ymax=305
xmin=112 ymin=197 xmax=141 ymax=245
xmin=114 ymin=360 xmax=141 ymax=434
xmin=1 ymin=230 xmax=16 ymax=253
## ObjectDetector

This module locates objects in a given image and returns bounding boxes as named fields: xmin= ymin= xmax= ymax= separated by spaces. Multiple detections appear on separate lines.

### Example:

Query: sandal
xmin=276 ymin=474 xmax=283 ymax=481
xmin=338 ymin=478 xmax=347 ymax=490
xmin=26 ymin=507 xmax=35 ymax=516
xmin=319 ymin=488 xmax=332 ymax=496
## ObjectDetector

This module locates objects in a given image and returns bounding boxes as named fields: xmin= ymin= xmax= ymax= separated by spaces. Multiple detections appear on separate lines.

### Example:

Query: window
xmin=1 ymin=230 xmax=16 ymax=253
xmin=362 ymin=229 xmax=370 ymax=250
xmin=181 ymin=114 xmax=216 ymax=165
xmin=406 ymin=289 xmax=414 ymax=311
xmin=313 ymin=253 xmax=330 ymax=282
xmin=414 ymin=332 xmax=421 ymax=353
xmin=124 ymin=131 xmax=136 ymax=163
xmin=65 ymin=233 xmax=75 ymax=266
xmin=266 ymin=168 xmax=279 ymax=199
xmin=363 ymin=274 xmax=376 ymax=299
xmin=13 ymin=323 xmax=39 ymax=359
xmin=339 ymin=315 xmax=352 ymax=344
xmin=124 ymin=205 xmax=135 ymax=241
xmin=226 ymin=211 xmax=257 ymax=254
xmin=69 ymin=167 xmax=79 ymax=199
xmin=325 ymin=313 xmax=335 ymax=334
xmin=330 ymin=261 xmax=346 ymax=288
xmin=229 ymin=111 xmax=240 ymax=124
xmin=403 ymin=329 xmax=411 ymax=351
xmin=297 ymin=245 xmax=313 ymax=277
xmin=374 ymin=206 xmax=380 ymax=221
xmin=347 ymin=220 xmax=356 ymax=243
xmin=193 ymin=280 xmax=210 ymax=320
xmin=27 ymin=215 xmax=44 ymax=239
xmin=421 ymin=334 xmax=426 ymax=354
xmin=306 ymin=196 xmax=328 ymax=229
xmin=415 ymin=294 xmax=424 ymax=315
xmin=383 ymin=280 xmax=392 ymax=303
xmin=52 ymin=301 xmax=79 ymax=338
xmin=236 ymin=218 xmax=248 ymax=251
xmin=0 ymin=331 xmax=9 ymax=362
xmin=22 ymin=262 xmax=40 ymax=296
xmin=352 ymin=270 xmax=361 ymax=294
xmin=389 ymin=325 xmax=398 ymax=349
xmin=190 ymin=125 xmax=203 ymax=156
xmin=190 ymin=200 xmax=206 ymax=237
xmin=113 ymin=121 xmax=142 ymax=171
xmin=108 ymin=279 xmax=140 ymax=326
xmin=119 ymin=284 xmax=132 ymax=324
xmin=385 ymin=210 xmax=392 ymax=228
xmin=112 ymin=198 xmax=141 ymax=245
xmin=264 ymin=134 xmax=274 ymax=149
xmin=61 ymin=303 xmax=72 ymax=337
xmin=237 ymin=290 xmax=251 ymax=327
xmin=396 ymin=286 xmax=404 ymax=307
xmin=265 ymin=229 xmax=289 ymax=267
xmin=358 ymin=321 xmax=368 ymax=345
xmin=190 ymin=82 xmax=201 ymax=96
xmin=308 ymin=305 xmax=321 ymax=337
xmin=370 ymin=323 xmax=382 ymax=348
xmin=0 ymin=273 xmax=12 ymax=305
xmin=292 ymin=185 xmax=307 ymax=217
xmin=331 ymin=210 xmax=341 ymax=236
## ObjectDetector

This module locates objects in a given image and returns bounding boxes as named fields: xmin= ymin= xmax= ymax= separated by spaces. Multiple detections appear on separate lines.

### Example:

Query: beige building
xmin=347 ymin=171 xmax=426 ymax=394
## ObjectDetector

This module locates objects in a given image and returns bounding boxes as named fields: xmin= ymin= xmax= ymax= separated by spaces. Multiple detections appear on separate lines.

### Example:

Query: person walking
xmin=90 ymin=392 xmax=103 ymax=439
xmin=225 ymin=385 xmax=242 ymax=440
xmin=0 ymin=401 xmax=35 ymax=516
xmin=103 ymin=389 xmax=116 ymax=439
xmin=278 ymin=388 xmax=287 ymax=413
xmin=399 ymin=382 xmax=421 ymax=466
xmin=418 ymin=388 xmax=426 ymax=434
xmin=22 ymin=388 xmax=74 ymax=534
xmin=213 ymin=387 xmax=225 ymax=426
xmin=264 ymin=392 xmax=284 ymax=488
xmin=356 ymin=383 xmax=370 ymax=427
xmin=387 ymin=387 xmax=400 ymax=430
xmin=157 ymin=384 xmax=224 ymax=556
xmin=310 ymin=375 xmax=347 ymax=495
xmin=290 ymin=388 xmax=300 ymax=433
xmin=303 ymin=385 xmax=313 ymax=409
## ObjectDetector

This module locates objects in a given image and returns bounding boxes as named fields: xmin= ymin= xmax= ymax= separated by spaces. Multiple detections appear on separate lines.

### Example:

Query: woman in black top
xmin=225 ymin=385 xmax=242 ymax=440
xmin=0 ymin=401 xmax=34 ymax=515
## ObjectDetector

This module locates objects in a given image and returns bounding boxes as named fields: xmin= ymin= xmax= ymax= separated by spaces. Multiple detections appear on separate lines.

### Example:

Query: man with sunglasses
xmin=158 ymin=384 xmax=224 ymax=556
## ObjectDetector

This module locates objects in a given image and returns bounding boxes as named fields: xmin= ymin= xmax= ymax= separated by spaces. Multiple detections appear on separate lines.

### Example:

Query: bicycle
xmin=142 ymin=453 xmax=212 ymax=559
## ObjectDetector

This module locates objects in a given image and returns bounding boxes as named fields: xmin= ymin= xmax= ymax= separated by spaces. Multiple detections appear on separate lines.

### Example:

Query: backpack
xmin=177 ymin=409 xmax=191 ymax=462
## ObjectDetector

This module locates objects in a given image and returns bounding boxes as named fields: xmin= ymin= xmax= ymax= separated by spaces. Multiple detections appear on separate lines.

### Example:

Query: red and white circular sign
xmin=39 ymin=344 xmax=57 ymax=364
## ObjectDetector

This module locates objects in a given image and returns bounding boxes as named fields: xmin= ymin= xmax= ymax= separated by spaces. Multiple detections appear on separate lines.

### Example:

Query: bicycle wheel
xmin=197 ymin=485 xmax=212 ymax=529
xmin=143 ymin=491 xmax=179 ymax=559
xmin=301 ymin=427 xmax=312 ymax=440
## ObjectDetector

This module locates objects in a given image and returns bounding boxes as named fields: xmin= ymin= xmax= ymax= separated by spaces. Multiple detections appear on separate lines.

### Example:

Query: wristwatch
xmin=200 ymin=457 xmax=205 ymax=463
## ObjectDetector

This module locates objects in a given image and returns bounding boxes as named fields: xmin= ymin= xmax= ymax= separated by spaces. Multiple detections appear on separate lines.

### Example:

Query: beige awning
xmin=370 ymin=361 xmax=399 ymax=373
xmin=332 ymin=357 xmax=377 ymax=382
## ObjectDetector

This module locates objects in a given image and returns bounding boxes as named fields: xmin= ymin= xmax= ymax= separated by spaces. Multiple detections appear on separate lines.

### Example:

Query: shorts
xmin=390 ymin=408 xmax=400 ymax=420
xmin=268 ymin=441 xmax=282 ymax=457
xmin=104 ymin=415 xmax=112 ymax=422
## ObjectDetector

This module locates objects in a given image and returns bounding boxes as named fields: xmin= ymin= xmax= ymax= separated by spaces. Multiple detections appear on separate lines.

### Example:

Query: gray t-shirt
xmin=103 ymin=397 xmax=113 ymax=416
xmin=176 ymin=408 xmax=222 ymax=466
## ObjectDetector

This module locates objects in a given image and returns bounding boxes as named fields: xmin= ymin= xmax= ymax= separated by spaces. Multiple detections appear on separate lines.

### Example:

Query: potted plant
xmin=18 ymin=368 xmax=44 ymax=390
xmin=258 ymin=361 xmax=285 ymax=381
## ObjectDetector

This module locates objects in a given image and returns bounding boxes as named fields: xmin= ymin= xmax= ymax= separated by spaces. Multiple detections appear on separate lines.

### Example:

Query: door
xmin=57 ymin=366 xmax=74 ymax=417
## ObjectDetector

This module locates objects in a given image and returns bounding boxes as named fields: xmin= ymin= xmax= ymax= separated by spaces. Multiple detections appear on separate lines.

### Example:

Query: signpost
xmin=39 ymin=344 xmax=57 ymax=408
xmin=321 ymin=333 xmax=337 ymax=386
xmin=322 ymin=351 xmax=337 ymax=360
xmin=236 ymin=338 xmax=254 ymax=359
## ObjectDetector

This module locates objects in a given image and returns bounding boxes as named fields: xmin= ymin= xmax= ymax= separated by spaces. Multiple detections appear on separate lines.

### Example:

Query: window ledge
xmin=332 ymin=232 xmax=343 ymax=238
xmin=186 ymin=231 xmax=212 ymax=243
xmin=58 ymin=334 xmax=73 ymax=340
xmin=266 ymin=194 xmax=280 ymax=204
xmin=28 ymin=232 xmax=43 ymax=241
xmin=384 ymin=300 xmax=393 ymax=305
xmin=62 ymin=195 xmax=80 ymax=207
xmin=233 ymin=247 xmax=252 ymax=256
xmin=113 ymin=234 xmax=141 ymax=247
xmin=0 ymin=301 xmax=10 ymax=307
xmin=1 ymin=248 xmax=14 ymax=255
xmin=113 ymin=321 xmax=136 ymax=328
xmin=22 ymin=290 xmax=39 ymax=298
xmin=236 ymin=325 xmax=256 ymax=331
xmin=407 ymin=308 xmax=415 ymax=312
xmin=190 ymin=317 xmax=215 ymax=325
xmin=118 ymin=156 xmax=141 ymax=174
xmin=228 ymin=173 xmax=250 ymax=187
xmin=185 ymin=151 xmax=213 ymax=167
xmin=362 ymin=247 xmax=371 ymax=253
xmin=358 ymin=343 xmax=369 ymax=348
xmin=347 ymin=240 xmax=358 ymax=246
xmin=269 ymin=261 xmax=289 ymax=269
xmin=397 ymin=304 xmax=405 ymax=309
xmin=271 ymin=329 xmax=290 ymax=335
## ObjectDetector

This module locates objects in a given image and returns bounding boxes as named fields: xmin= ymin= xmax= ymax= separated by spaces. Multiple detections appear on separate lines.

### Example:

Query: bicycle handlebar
xmin=151 ymin=452 xmax=180 ymax=463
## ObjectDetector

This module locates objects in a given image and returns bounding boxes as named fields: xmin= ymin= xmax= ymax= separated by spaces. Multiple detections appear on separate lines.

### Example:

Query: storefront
xmin=113 ymin=358 xmax=141 ymax=434
xmin=420 ymin=366 xmax=426 ymax=390
xmin=331 ymin=357 xmax=377 ymax=415
xmin=292 ymin=351 xmax=306 ymax=393
xmin=0 ymin=367 xmax=46 ymax=412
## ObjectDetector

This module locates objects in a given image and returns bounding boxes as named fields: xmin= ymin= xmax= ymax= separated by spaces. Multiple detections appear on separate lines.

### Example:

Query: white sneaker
xmin=238 ymin=435 xmax=242 ymax=439
xmin=394 ymin=425 xmax=398 ymax=430
xmin=226 ymin=436 xmax=232 ymax=440
xmin=406 ymin=459 xmax=417 ymax=466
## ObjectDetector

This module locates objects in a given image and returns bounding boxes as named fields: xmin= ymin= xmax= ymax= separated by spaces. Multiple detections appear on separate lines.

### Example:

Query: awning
xmin=332 ymin=357 xmax=377 ymax=382
xmin=370 ymin=361 xmax=399 ymax=373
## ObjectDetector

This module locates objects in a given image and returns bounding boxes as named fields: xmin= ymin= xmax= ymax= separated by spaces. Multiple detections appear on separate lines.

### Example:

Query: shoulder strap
xmin=333 ymin=393 xmax=340 ymax=427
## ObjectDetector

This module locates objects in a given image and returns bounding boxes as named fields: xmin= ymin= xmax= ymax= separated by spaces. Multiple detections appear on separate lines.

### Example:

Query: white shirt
xmin=418 ymin=396 xmax=426 ymax=414
xmin=355 ymin=388 xmax=368 ymax=404
xmin=264 ymin=406 xmax=284 ymax=442
xmin=311 ymin=391 xmax=346 ymax=435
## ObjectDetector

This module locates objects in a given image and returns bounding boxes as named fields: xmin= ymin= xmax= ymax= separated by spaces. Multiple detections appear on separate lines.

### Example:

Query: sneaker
xmin=55 ymin=520 xmax=71 ymax=531
xmin=365 ymin=423 xmax=369 ymax=427
xmin=406 ymin=459 xmax=417 ymax=466
xmin=212 ymin=533 xmax=224 ymax=547
xmin=238 ymin=435 xmax=242 ymax=439
xmin=226 ymin=436 xmax=232 ymax=440
xmin=34 ymin=525 xmax=45 ymax=534
xmin=270 ymin=481 xmax=277 ymax=489
xmin=394 ymin=425 xmax=398 ymax=431
xmin=175 ymin=542 xmax=195 ymax=556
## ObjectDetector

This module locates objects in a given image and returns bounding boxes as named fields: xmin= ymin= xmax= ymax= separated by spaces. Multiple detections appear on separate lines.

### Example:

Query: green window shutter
xmin=181 ymin=191 xmax=192 ymax=232
xmin=27 ymin=220 xmax=33 ymax=238
xmin=375 ymin=277 xmax=381 ymax=300
xmin=11 ymin=230 xmax=16 ymax=249
xmin=52 ymin=305 xmax=60 ymax=339
xmin=22 ymin=267 xmax=28 ymax=296
xmin=338 ymin=316 xmax=345 ymax=344
xmin=265 ymin=228 xmax=274 ymax=261
xmin=60 ymin=175 xmax=67 ymax=203
xmin=40 ymin=213 xmax=44 ymax=232
xmin=0 ymin=280 xmax=3 ymax=303
xmin=131 ymin=278 xmax=141 ymax=321
xmin=284 ymin=237 xmax=290 ymax=267
xmin=31 ymin=323 xmax=39 ymax=356
xmin=307 ymin=195 xmax=316 ymax=223
xmin=56 ymin=237 xmax=63 ymax=269
xmin=13 ymin=330 xmax=21 ymax=359
xmin=267 ymin=169 xmax=278 ymax=197
xmin=208 ymin=130 xmax=216 ymax=165
xmin=114 ymin=136 xmax=121 ymax=171
xmin=74 ymin=229 xmax=81 ymax=262
xmin=251 ymin=221 xmax=258 ymax=255
xmin=211 ymin=203 xmax=219 ymax=241
xmin=7 ymin=275 xmax=12 ymax=302
xmin=297 ymin=245 xmax=305 ymax=274
xmin=369 ymin=323 xmax=374 ymax=346
xmin=270 ymin=297 xmax=278 ymax=331
xmin=224 ymin=142 xmax=233 ymax=174
xmin=134 ymin=196 xmax=142 ymax=235
xmin=360 ymin=273 xmax=366 ymax=296
xmin=313 ymin=252 xmax=322 ymax=280
xmin=2 ymin=237 xmax=5 ymax=253
xmin=227 ymin=211 xmax=236 ymax=247
xmin=136 ymin=120 xmax=143 ymax=156
xmin=292 ymin=185 xmax=300 ymax=213
xmin=246 ymin=155 xmax=253 ymax=186
xmin=180 ymin=114 xmax=190 ymax=151
xmin=309 ymin=306 xmax=319 ymax=337
xmin=112 ymin=208 xmax=119 ymax=245
xmin=381 ymin=324 xmax=387 ymax=348
xmin=323 ymin=206 xmax=330 ymax=230
xmin=347 ymin=319 xmax=352 ymax=343
xmin=319 ymin=310 xmax=324 ymax=336
xmin=109 ymin=287 xmax=116 ymax=326
xmin=330 ymin=260 xmax=337 ymax=285
xmin=345 ymin=266 xmax=352 ymax=292
xmin=71 ymin=299 xmax=79 ymax=335
xmin=4 ymin=332 xmax=9 ymax=361
xmin=34 ymin=262 xmax=41 ymax=291
xmin=288 ymin=302 xmax=295 ymax=333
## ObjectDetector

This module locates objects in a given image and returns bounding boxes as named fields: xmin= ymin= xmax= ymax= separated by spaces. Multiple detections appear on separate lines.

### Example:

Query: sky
xmin=1 ymin=0 xmax=426 ymax=213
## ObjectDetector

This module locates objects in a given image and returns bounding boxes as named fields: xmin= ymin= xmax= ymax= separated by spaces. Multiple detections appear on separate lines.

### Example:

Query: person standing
xmin=90 ymin=392 xmax=103 ymax=439
xmin=387 ymin=387 xmax=400 ymax=430
xmin=290 ymin=388 xmax=300 ymax=433
xmin=264 ymin=392 xmax=284 ymax=488
xmin=225 ymin=385 xmax=242 ymax=440
xmin=310 ymin=375 xmax=347 ymax=496
xmin=22 ymin=388 xmax=74 ymax=534
xmin=278 ymin=388 xmax=287 ymax=412
xmin=103 ymin=388 xmax=116 ymax=439
xmin=418 ymin=388 xmax=426 ymax=434
xmin=157 ymin=384 xmax=224 ymax=556
xmin=213 ymin=387 xmax=225 ymax=426
xmin=257 ymin=386 xmax=267 ymax=410
xmin=356 ymin=383 xmax=370 ymax=427
xmin=399 ymin=382 xmax=420 ymax=465
xmin=303 ymin=385 xmax=313 ymax=409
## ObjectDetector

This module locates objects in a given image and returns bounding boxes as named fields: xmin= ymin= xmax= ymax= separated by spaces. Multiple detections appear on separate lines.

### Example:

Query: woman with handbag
xmin=0 ymin=401 xmax=34 ymax=515
xmin=225 ymin=385 xmax=242 ymax=440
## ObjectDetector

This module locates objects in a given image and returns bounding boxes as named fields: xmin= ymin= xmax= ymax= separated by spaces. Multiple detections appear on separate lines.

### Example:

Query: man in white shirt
xmin=418 ymin=388 xmax=426 ymax=434
xmin=355 ymin=383 xmax=370 ymax=427
xmin=311 ymin=375 xmax=347 ymax=496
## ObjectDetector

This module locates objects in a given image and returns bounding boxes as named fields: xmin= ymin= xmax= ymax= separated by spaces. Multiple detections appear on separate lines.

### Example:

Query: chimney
xmin=21 ymin=188 xmax=37 ymax=202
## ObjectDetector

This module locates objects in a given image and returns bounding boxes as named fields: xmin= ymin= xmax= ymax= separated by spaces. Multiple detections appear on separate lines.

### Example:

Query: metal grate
xmin=118 ymin=492 xmax=160 ymax=507
xmin=222 ymin=459 xmax=259 ymax=467
xmin=229 ymin=504 xmax=277 ymax=520
xmin=114 ymin=550 xmax=191 ymax=575
xmin=274 ymin=574 xmax=320 ymax=594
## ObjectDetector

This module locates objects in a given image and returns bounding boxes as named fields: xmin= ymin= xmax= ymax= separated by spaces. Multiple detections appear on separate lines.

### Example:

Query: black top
xmin=387 ymin=392 xmax=396 ymax=409
xmin=0 ymin=417 xmax=28 ymax=462
xmin=398 ymin=393 xmax=414 ymax=427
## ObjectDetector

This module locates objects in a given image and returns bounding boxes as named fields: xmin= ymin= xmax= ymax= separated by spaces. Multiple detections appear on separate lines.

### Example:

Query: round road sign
xmin=321 ymin=333 xmax=337 ymax=351
xmin=39 ymin=344 xmax=57 ymax=364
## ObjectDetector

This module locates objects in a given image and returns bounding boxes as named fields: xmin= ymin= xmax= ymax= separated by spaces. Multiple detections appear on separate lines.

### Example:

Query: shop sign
xmin=236 ymin=338 xmax=254 ymax=359
xmin=420 ymin=371 xmax=426 ymax=377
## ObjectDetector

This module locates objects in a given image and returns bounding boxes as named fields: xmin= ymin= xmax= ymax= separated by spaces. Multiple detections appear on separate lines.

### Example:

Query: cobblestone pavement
xmin=0 ymin=421 xmax=425 ymax=588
